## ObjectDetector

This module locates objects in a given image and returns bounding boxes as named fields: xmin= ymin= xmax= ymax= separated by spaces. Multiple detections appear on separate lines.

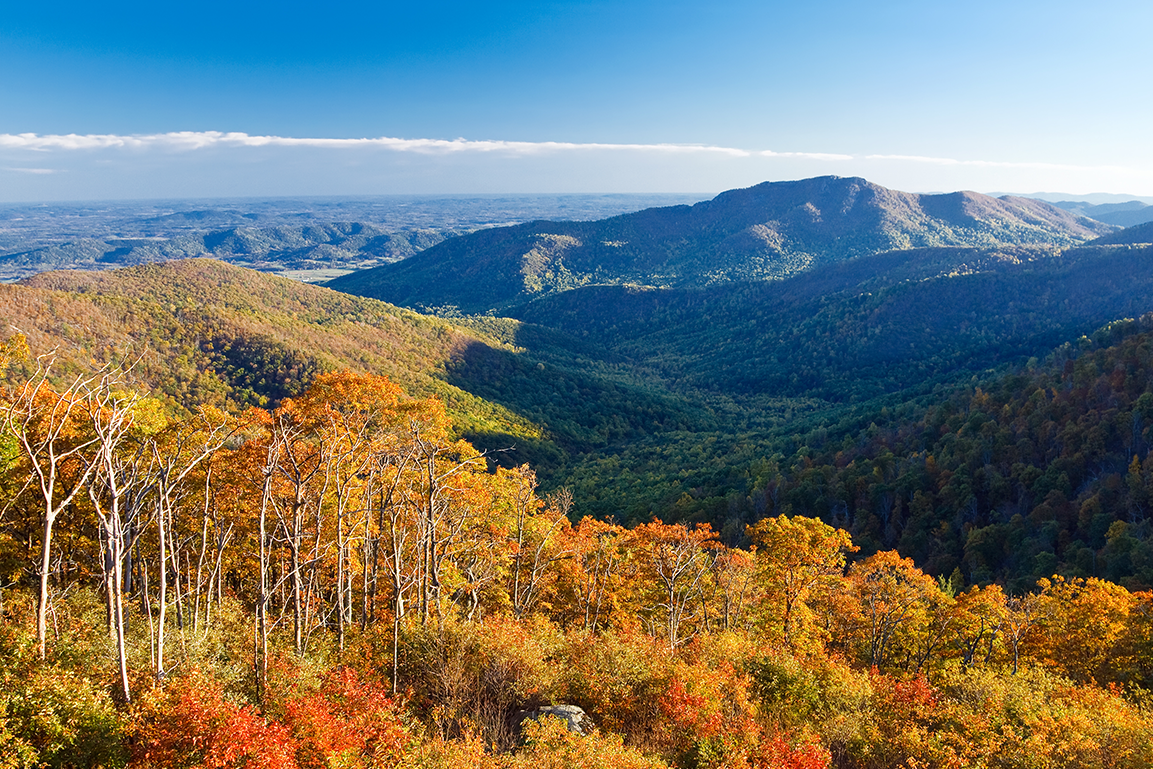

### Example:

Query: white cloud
xmin=0 ymin=131 xmax=762 ymax=157
xmin=2 ymin=132 xmax=1148 ymax=200
xmin=760 ymin=150 xmax=854 ymax=161
xmin=3 ymin=167 xmax=58 ymax=174
xmin=4 ymin=132 xmax=1123 ymax=173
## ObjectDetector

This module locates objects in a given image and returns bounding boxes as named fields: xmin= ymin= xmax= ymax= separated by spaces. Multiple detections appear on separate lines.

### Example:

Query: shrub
xmin=130 ymin=671 xmax=297 ymax=769
xmin=0 ymin=616 xmax=127 ymax=769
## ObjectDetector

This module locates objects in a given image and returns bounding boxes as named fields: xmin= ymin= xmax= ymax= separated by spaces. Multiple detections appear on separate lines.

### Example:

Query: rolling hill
xmin=6 ymin=259 xmax=535 ymax=438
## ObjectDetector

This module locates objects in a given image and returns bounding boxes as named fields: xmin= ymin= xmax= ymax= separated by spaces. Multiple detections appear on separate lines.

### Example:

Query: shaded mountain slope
xmin=6 ymin=259 xmax=722 ymax=475
xmin=511 ymin=244 xmax=1153 ymax=401
xmin=1090 ymin=221 xmax=1153 ymax=246
xmin=329 ymin=176 xmax=1114 ymax=313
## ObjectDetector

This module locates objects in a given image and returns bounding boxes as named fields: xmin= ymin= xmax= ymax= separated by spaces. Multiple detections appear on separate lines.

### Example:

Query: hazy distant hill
xmin=1052 ymin=200 xmax=1153 ymax=227
xmin=0 ymin=223 xmax=447 ymax=282
xmin=141 ymin=208 xmax=262 ymax=227
xmin=0 ymin=193 xmax=709 ymax=281
xmin=329 ymin=176 xmax=1115 ymax=314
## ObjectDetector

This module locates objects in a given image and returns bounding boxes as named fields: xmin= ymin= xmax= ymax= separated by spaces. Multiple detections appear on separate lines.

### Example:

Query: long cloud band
xmin=0 ymin=132 xmax=1132 ymax=174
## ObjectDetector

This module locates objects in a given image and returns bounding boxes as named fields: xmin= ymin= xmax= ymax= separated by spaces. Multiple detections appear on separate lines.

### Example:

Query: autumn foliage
xmin=131 ymin=672 xmax=298 ymax=769
xmin=4 ymin=355 xmax=1153 ymax=768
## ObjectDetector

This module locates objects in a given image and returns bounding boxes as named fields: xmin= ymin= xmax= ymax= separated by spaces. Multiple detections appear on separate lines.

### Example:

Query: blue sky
xmin=2 ymin=0 xmax=1151 ymax=201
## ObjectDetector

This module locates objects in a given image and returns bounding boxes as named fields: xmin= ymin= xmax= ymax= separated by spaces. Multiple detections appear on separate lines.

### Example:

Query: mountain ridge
xmin=1052 ymin=200 xmax=1153 ymax=227
xmin=327 ymin=176 xmax=1115 ymax=314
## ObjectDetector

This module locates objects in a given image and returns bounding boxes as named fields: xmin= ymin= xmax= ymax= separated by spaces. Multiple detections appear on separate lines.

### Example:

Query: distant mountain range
xmin=1007 ymin=191 xmax=1153 ymax=206
xmin=0 ymin=193 xmax=710 ymax=283
xmin=0 ymin=223 xmax=448 ymax=282
xmin=1052 ymin=200 xmax=1153 ymax=228
xmin=328 ymin=176 xmax=1116 ymax=314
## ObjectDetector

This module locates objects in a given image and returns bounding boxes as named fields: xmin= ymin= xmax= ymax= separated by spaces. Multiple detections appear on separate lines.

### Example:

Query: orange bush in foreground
xmin=281 ymin=667 xmax=413 ymax=769
xmin=131 ymin=672 xmax=297 ymax=769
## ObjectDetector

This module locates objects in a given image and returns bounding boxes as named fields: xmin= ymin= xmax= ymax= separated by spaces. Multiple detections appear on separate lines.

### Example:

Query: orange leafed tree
xmin=1030 ymin=575 xmax=1137 ymax=683
xmin=552 ymin=516 xmax=629 ymax=632
xmin=633 ymin=521 xmax=718 ymax=650
xmin=844 ymin=550 xmax=940 ymax=671
xmin=748 ymin=515 xmax=855 ymax=650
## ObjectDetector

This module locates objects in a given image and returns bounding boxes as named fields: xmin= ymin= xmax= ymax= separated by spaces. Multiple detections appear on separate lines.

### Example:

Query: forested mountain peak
xmin=327 ymin=176 xmax=1115 ymax=314
xmin=684 ymin=178 xmax=1093 ymax=236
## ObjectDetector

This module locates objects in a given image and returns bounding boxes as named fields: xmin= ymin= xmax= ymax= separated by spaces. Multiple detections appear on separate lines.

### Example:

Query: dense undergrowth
xmin=3 ymin=587 xmax=1153 ymax=769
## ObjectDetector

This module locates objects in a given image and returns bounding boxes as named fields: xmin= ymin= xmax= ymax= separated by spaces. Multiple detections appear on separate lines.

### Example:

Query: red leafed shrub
xmin=131 ymin=671 xmax=298 ymax=769
xmin=870 ymin=671 xmax=938 ymax=727
xmin=751 ymin=734 xmax=831 ymax=769
xmin=862 ymin=671 xmax=951 ymax=767
xmin=889 ymin=675 xmax=937 ymax=712
xmin=282 ymin=667 xmax=413 ymax=769
xmin=658 ymin=676 xmax=723 ymax=740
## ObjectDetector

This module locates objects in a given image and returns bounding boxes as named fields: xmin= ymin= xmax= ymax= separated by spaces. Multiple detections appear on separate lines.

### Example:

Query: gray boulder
xmin=515 ymin=704 xmax=595 ymax=736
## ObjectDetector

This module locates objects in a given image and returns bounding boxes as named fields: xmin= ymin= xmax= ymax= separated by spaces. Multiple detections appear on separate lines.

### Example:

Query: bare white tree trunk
xmin=3 ymin=354 xmax=106 ymax=660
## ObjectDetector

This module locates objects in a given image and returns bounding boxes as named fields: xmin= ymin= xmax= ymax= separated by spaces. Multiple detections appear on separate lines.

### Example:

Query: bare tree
xmin=3 ymin=351 xmax=110 ymax=659
xmin=509 ymin=475 xmax=572 ymax=620
xmin=86 ymin=381 xmax=146 ymax=702
xmin=150 ymin=408 xmax=235 ymax=679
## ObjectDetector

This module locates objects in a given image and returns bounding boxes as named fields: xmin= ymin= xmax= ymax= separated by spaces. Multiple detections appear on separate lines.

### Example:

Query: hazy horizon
xmin=3 ymin=184 xmax=1151 ymax=209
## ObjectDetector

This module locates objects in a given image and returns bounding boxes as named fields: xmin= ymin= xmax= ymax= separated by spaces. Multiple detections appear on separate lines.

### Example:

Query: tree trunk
xmin=36 ymin=515 xmax=55 ymax=660
xmin=156 ymin=495 xmax=168 ymax=679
